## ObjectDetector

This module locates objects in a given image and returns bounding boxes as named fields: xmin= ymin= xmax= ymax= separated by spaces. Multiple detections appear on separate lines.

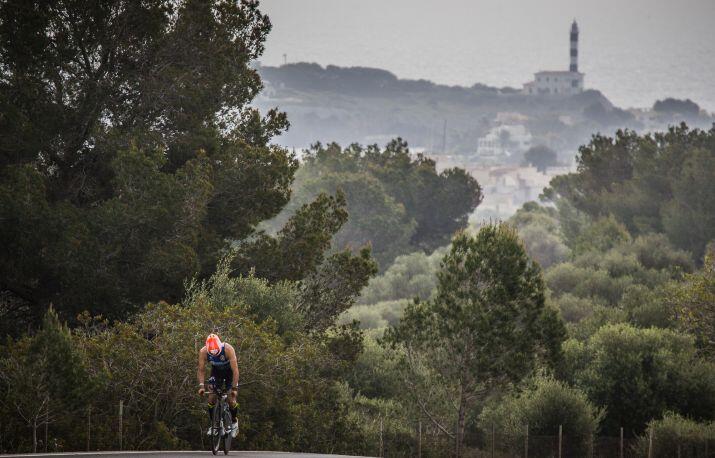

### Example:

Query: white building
xmin=523 ymin=21 xmax=584 ymax=96
xmin=477 ymin=124 xmax=532 ymax=161
xmin=467 ymin=165 xmax=575 ymax=220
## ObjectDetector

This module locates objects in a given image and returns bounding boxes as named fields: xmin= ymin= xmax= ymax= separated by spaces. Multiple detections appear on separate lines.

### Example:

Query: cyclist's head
xmin=206 ymin=333 xmax=222 ymax=356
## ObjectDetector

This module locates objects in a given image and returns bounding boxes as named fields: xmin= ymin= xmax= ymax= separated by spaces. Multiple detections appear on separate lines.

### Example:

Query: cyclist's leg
xmin=207 ymin=392 xmax=217 ymax=423
xmin=223 ymin=367 xmax=238 ymax=422
xmin=229 ymin=389 xmax=238 ymax=422
xmin=207 ymin=368 xmax=219 ymax=423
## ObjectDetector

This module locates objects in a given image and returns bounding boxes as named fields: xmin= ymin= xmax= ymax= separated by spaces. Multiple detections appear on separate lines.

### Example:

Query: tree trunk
xmin=455 ymin=388 xmax=466 ymax=458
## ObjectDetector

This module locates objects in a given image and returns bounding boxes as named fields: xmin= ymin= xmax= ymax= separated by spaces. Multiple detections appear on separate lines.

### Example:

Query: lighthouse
xmin=522 ymin=20 xmax=585 ymax=95
xmin=570 ymin=20 xmax=579 ymax=73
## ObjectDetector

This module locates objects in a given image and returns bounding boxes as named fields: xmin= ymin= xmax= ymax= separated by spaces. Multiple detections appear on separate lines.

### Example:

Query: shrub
xmin=634 ymin=413 xmax=715 ymax=458
xmin=479 ymin=376 xmax=603 ymax=458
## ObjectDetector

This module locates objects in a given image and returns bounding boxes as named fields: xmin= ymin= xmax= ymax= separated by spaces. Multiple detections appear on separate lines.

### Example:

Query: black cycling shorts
xmin=210 ymin=365 xmax=233 ymax=390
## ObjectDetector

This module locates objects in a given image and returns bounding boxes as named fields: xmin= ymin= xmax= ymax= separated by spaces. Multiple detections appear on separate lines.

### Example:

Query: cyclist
xmin=197 ymin=333 xmax=239 ymax=437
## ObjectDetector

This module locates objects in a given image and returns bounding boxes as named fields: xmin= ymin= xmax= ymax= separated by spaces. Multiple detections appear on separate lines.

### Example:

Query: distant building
xmin=477 ymin=124 xmax=532 ymax=162
xmin=468 ymin=165 xmax=575 ymax=219
xmin=523 ymin=21 xmax=584 ymax=96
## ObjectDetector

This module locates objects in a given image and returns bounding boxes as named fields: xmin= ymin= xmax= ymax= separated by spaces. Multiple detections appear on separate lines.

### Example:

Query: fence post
xmin=379 ymin=417 xmax=383 ymax=457
xmin=87 ymin=405 xmax=91 ymax=452
xmin=558 ymin=424 xmax=562 ymax=458
xmin=620 ymin=427 xmax=624 ymax=458
xmin=491 ymin=424 xmax=495 ymax=458
xmin=525 ymin=423 xmax=529 ymax=458
xmin=417 ymin=419 xmax=422 ymax=458
xmin=647 ymin=425 xmax=653 ymax=458
xmin=118 ymin=400 xmax=123 ymax=451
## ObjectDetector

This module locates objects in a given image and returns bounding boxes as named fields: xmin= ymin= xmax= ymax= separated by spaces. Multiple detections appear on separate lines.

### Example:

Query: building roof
xmin=534 ymin=70 xmax=583 ymax=76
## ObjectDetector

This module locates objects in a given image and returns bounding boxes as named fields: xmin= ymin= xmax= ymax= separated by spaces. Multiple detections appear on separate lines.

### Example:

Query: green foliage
xmin=298 ymin=247 xmax=378 ymax=332
xmin=570 ymin=216 xmax=631 ymax=255
xmin=653 ymin=98 xmax=701 ymax=117
xmin=636 ymin=413 xmax=715 ymax=458
xmin=562 ymin=324 xmax=715 ymax=436
xmin=358 ymin=248 xmax=445 ymax=305
xmin=385 ymin=225 xmax=566 ymax=455
xmin=523 ymin=145 xmax=559 ymax=172
xmin=667 ymin=245 xmax=715 ymax=358
xmin=0 ymin=0 xmax=300 ymax=327
xmin=340 ymin=300 xmax=410 ymax=330
xmin=479 ymin=376 xmax=603 ymax=457
xmin=509 ymin=202 xmax=570 ymax=269
xmin=274 ymin=139 xmax=482 ymax=267
xmin=234 ymin=191 xmax=349 ymax=282
xmin=0 ymin=308 xmax=94 ymax=452
xmin=543 ymin=226 xmax=693 ymax=334
xmin=547 ymin=124 xmax=715 ymax=260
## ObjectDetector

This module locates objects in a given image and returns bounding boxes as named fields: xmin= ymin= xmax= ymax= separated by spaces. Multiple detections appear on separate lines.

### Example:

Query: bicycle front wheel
xmin=222 ymin=406 xmax=232 ymax=455
xmin=211 ymin=402 xmax=222 ymax=455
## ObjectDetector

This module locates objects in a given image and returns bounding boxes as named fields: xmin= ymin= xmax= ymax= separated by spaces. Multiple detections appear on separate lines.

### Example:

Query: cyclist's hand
xmin=198 ymin=387 xmax=205 ymax=396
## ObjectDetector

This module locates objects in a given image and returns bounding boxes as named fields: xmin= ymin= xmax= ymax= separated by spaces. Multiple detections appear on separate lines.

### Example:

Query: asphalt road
xmin=2 ymin=452 xmax=369 ymax=458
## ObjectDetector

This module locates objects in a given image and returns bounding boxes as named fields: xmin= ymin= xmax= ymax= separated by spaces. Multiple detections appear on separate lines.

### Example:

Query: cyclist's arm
xmin=197 ymin=346 xmax=207 ymax=386
xmin=226 ymin=343 xmax=239 ymax=389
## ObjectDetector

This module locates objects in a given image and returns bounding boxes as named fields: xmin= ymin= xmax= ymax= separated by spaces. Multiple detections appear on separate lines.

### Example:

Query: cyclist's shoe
xmin=206 ymin=426 xmax=218 ymax=436
xmin=230 ymin=421 xmax=239 ymax=438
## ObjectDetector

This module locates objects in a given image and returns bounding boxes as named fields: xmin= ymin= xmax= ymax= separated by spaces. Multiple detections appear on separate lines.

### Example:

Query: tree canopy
xmin=547 ymin=125 xmax=715 ymax=260
xmin=385 ymin=225 xmax=566 ymax=456
xmin=0 ymin=0 xmax=361 ymax=328
xmin=269 ymin=139 xmax=482 ymax=267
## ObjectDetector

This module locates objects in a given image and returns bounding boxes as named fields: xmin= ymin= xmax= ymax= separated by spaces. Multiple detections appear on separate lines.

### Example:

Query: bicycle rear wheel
xmin=222 ymin=406 xmax=232 ymax=454
xmin=211 ymin=402 xmax=222 ymax=455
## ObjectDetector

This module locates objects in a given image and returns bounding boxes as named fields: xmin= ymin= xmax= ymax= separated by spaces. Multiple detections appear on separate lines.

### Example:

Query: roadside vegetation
xmin=1 ymin=1 xmax=715 ymax=456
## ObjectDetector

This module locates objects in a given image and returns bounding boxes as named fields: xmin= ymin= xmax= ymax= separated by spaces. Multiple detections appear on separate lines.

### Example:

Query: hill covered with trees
xmin=254 ymin=63 xmax=714 ymax=157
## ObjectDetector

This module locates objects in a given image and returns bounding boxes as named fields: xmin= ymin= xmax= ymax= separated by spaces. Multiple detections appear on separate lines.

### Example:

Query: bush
xmin=479 ymin=376 xmax=603 ymax=457
xmin=635 ymin=413 xmax=715 ymax=458
xmin=358 ymin=249 xmax=444 ymax=305
xmin=552 ymin=294 xmax=600 ymax=323
xmin=565 ymin=324 xmax=715 ymax=436
xmin=340 ymin=300 xmax=410 ymax=330
xmin=519 ymin=224 xmax=569 ymax=269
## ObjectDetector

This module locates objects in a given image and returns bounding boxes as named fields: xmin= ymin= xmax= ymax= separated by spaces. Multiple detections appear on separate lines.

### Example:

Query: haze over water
xmin=260 ymin=0 xmax=715 ymax=112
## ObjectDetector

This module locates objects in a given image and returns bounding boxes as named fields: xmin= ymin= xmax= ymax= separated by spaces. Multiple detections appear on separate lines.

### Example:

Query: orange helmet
xmin=206 ymin=333 xmax=222 ymax=356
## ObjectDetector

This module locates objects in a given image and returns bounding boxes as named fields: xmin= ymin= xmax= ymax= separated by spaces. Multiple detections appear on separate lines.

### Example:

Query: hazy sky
xmin=259 ymin=0 xmax=715 ymax=110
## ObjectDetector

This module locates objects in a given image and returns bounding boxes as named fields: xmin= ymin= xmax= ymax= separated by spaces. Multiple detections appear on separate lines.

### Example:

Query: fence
xmin=378 ymin=422 xmax=715 ymax=458
xmin=6 ymin=403 xmax=715 ymax=457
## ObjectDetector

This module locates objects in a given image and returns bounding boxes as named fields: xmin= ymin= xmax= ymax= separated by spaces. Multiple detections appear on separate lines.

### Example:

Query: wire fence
xmin=5 ymin=402 xmax=715 ymax=457
xmin=379 ymin=422 xmax=715 ymax=458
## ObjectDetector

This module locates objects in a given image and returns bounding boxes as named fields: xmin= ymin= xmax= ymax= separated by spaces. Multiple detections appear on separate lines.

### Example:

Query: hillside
xmin=255 ymin=62 xmax=626 ymax=156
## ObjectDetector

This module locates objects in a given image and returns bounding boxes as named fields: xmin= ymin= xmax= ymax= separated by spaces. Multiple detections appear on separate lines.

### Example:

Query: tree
xmin=0 ymin=0 xmax=302 ymax=325
xmin=385 ymin=225 xmax=566 ymax=456
xmin=668 ymin=244 xmax=715 ymax=358
xmin=274 ymin=139 xmax=482 ymax=267
xmin=562 ymin=324 xmax=715 ymax=436
xmin=0 ymin=307 xmax=93 ymax=452
xmin=653 ymin=98 xmax=701 ymax=117
xmin=299 ymin=247 xmax=378 ymax=331
xmin=638 ymin=413 xmax=715 ymax=458
xmin=523 ymin=145 xmax=558 ymax=172
xmin=479 ymin=376 xmax=604 ymax=457
xmin=546 ymin=124 xmax=715 ymax=260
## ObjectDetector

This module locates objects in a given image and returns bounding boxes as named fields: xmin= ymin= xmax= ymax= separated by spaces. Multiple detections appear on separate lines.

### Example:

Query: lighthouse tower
xmin=569 ymin=20 xmax=579 ymax=73
xmin=522 ymin=20 xmax=584 ymax=95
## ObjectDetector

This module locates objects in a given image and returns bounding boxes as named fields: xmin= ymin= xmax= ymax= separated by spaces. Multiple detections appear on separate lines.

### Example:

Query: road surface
xmin=2 ymin=452 xmax=370 ymax=458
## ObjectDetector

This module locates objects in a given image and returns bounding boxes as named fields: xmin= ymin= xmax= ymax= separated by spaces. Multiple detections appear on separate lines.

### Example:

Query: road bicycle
xmin=206 ymin=376 xmax=235 ymax=455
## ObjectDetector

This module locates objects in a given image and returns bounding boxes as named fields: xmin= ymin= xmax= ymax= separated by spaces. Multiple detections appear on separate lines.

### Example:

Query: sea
xmin=259 ymin=0 xmax=715 ymax=112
